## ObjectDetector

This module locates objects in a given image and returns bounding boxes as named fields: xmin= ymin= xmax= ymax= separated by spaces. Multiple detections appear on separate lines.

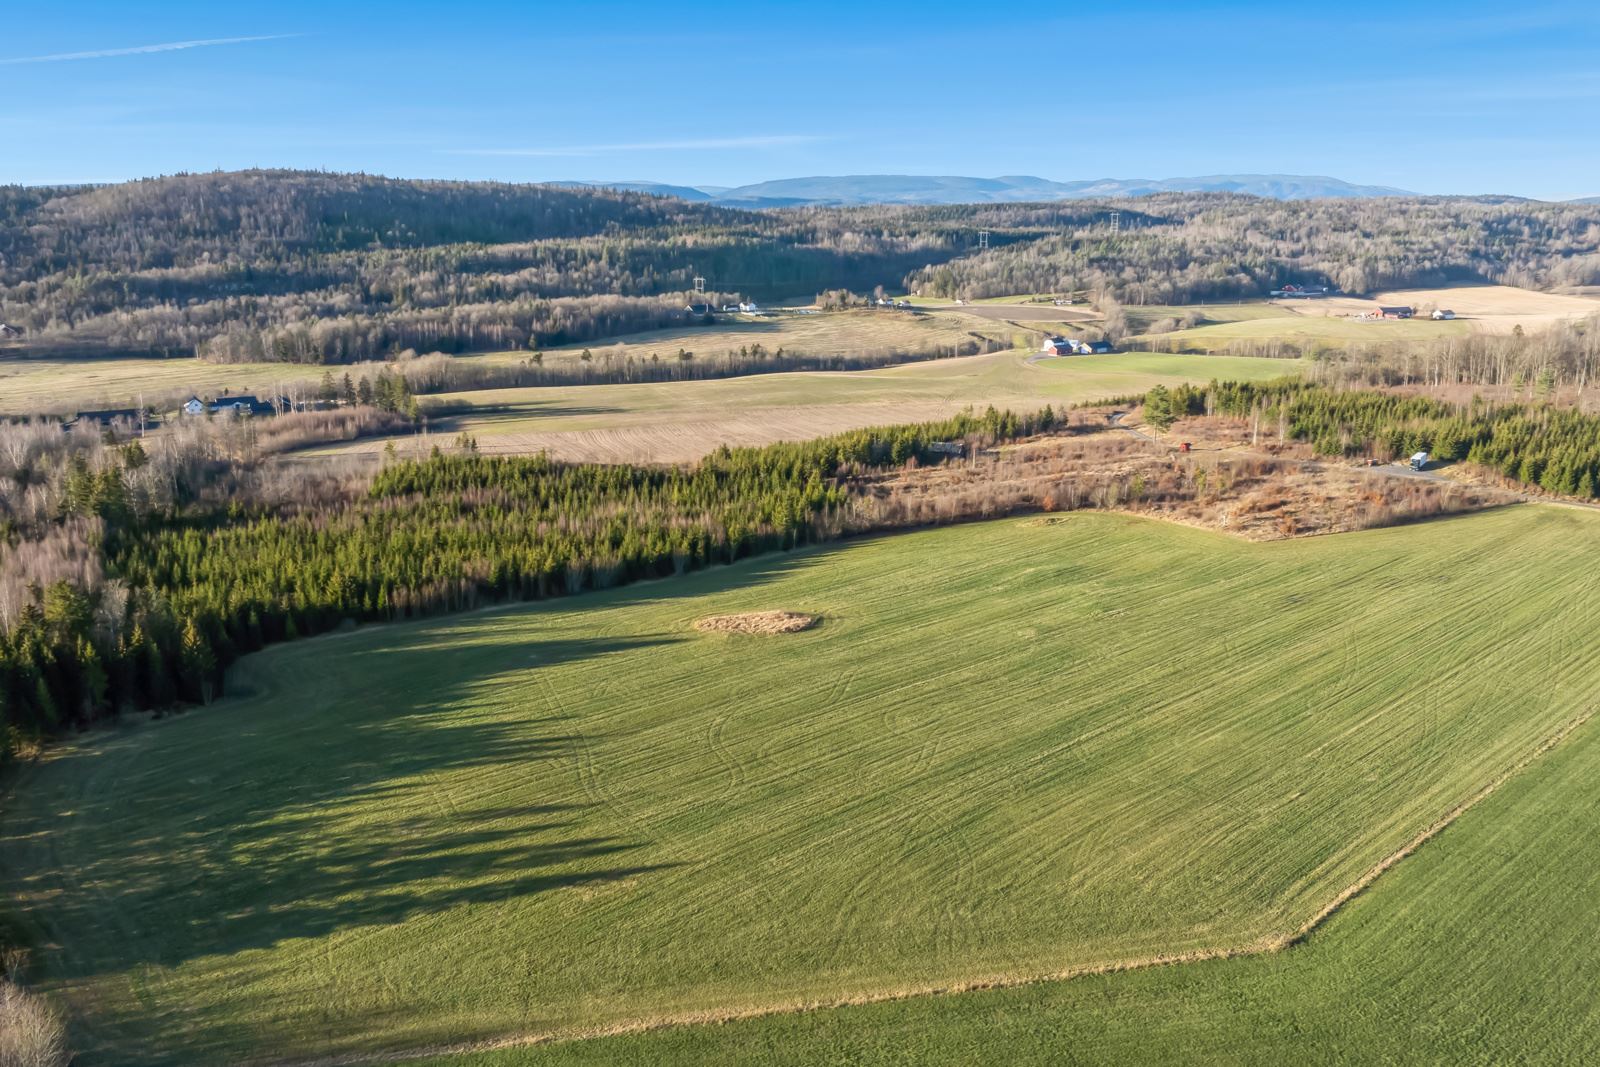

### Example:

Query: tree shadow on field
xmin=422 ymin=399 xmax=625 ymax=424
xmin=5 ymin=632 xmax=687 ymax=990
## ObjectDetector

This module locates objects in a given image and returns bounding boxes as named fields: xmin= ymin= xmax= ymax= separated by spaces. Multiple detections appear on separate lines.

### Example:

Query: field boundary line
xmin=267 ymin=708 xmax=1593 ymax=1067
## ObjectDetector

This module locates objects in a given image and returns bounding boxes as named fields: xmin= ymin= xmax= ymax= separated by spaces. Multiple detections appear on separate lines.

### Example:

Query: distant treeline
xmin=0 ymin=407 xmax=1048 ymax=756
xmin=7 ymin=171 xmax=1600 ymax=363
xmin=1146 ymin=378 xmax=1600 ymax=497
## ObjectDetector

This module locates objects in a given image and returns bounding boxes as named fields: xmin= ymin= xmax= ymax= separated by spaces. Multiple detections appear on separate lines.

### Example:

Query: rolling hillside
xmin=8 ymin=506 xmax=1600 ymax=1064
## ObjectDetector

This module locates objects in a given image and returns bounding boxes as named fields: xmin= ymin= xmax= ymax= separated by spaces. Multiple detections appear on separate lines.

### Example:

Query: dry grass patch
xmin=694 ymin=611 xmax=819 ymax=635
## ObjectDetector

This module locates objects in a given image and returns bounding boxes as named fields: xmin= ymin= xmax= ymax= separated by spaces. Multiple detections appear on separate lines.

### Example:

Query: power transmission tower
xmin=1110 ymin=211 xmax=1120 ymax=234
xmin=977 ymin=229 xmax=990 ymax=250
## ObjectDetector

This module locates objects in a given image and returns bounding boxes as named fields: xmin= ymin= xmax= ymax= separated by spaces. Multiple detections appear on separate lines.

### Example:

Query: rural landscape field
xmin=9 ymin=507 xmax=1600 ymax=1064
xmin=7 ymin=5 xmax=1600 ymax=1064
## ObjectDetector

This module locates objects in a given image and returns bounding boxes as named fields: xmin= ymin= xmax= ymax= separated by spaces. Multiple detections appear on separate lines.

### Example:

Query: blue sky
xmin=5 ymin=0 xmax=1600 ymax=198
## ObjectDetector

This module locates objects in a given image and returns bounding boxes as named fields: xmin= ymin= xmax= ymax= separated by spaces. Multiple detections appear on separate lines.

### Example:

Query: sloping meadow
xmin=5 ymin=505 xmax=1600 ymax=1063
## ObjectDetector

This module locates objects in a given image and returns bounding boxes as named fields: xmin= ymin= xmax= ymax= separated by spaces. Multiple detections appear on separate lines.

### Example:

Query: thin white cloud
xmin=445 ymin=135 xmax=824 ymax=158
xmin=0 ymin=34 xmax=300 ymax=66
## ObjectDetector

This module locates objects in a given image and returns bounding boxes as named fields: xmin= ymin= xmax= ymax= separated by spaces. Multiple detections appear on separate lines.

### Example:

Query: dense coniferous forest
xmin=0 ymin=408 xmax=1043 ymax=756
xmin=5 ymin=171 xmax=1600 ymax=361
xmin=8 ymin=372 xmax=1600 ymax=755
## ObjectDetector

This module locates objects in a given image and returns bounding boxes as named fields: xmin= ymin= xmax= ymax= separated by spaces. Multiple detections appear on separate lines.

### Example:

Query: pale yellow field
xmin=508 ymin=309 xmax=1018 ymax=371
xmin=1276 ymin=285 xmax=1600 ymax=335
xmin=0 ymin=310 xmax=1015 ymax=416
xmin=0 ymin=356 xmax=331 ymax=415
xmin=313 ymin=351 xmax=1303 ymax=464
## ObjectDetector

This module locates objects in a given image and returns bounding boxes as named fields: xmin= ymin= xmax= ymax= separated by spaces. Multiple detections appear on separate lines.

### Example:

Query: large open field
xmin=1142 ymin=307 xmax=1472 ymax=348
xmin=434 ymin=652 xmax=1600 ymax=1066
xmin=318 ymin=351 xmax=1300 ymax=463
xmin=500 ymin=308 xmax=1019 ymax=369
xmin=6 ymin=505 xmax=1600 ymax=1064
xmin=0 ymin=310 xmax=1015 ymax=417
xmin=1136 ymin=285 xmax=1600 ymax=351
xmin=1324 ymin=284 xmax=1600 ymax=334
xmin=0 ymin=355 xmax=331 ymax=416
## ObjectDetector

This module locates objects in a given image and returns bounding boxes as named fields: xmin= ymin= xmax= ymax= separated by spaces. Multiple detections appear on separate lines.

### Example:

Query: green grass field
xmin=7 ymin=505 xmax=1600 ymax=1064
xmin=432 ymin=668 xmax=1600 ymax=1066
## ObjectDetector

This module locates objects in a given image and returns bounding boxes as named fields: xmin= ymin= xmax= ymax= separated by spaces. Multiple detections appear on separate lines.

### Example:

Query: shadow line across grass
xmin=263 ymin=707 xmax=1596 ymax=1067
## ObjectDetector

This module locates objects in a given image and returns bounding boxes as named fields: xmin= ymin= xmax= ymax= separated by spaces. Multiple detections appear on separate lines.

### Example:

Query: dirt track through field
xmin=266 ymin=708 xmax=1594 ymax=1067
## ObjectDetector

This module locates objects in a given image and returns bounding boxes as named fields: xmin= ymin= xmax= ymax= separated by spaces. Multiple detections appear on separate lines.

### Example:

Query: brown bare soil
xmin=858 ymin=427 xmax=1511 ymax=543
xmin=693 ymin=611 xmax=819 ymax=635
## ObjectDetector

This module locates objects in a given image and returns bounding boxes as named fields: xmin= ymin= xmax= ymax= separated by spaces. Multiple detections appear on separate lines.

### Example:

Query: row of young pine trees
xmin=0 ymin=406 xmax=1045 ymax=759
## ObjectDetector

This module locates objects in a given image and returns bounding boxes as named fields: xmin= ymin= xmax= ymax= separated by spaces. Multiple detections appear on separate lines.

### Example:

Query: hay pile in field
xmin=694 ymin=611 xmax=818 ymax=635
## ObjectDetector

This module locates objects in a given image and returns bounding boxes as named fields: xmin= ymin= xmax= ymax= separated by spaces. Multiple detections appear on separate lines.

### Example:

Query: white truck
xmin=1409 ymin=451 xmax=1431 ymax=471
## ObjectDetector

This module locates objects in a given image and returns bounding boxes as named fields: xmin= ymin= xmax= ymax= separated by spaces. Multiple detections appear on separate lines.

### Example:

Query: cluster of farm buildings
xmin=66 ymin=393 xmax=293 ymax=430
xmin=1041 ymin=336 xmax=1114 ymax=356
xmin=1268 ymin=285 xmax=1456 ymax=321
xmin=1364 ymin=306 xmax=1456 ymax=321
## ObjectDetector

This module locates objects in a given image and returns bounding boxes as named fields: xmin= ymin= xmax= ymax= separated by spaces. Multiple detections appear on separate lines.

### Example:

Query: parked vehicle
xmin=1410 ymin=451 xmax=1431 ymax=471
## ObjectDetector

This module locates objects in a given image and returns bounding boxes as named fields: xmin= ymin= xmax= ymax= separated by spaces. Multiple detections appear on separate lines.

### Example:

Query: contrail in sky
xmin=0 ymin=34 xmax=300 ymax=66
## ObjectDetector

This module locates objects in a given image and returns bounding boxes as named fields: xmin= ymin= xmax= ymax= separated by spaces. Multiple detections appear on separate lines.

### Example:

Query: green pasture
xmin=6 ymin=506 xmax=1600 ymax=1063
xmin=434 ymin=630 xmax=1600 ymax=1065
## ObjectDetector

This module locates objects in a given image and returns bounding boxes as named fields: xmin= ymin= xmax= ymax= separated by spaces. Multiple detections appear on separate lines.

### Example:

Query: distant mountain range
xmin=558 ymin=173 xmax=1421 ymax=207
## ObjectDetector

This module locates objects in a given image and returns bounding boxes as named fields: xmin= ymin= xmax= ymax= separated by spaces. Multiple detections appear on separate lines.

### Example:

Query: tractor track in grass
xmin=262 ymin=706 xmax=1595 ymax=1067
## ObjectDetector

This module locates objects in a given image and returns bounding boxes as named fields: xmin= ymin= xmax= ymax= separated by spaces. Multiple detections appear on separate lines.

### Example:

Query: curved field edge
xmin=5 ymin=506 xmax=1600 ymax=1064
xmin=417 ymin=696 xmax=1600 ymax=1066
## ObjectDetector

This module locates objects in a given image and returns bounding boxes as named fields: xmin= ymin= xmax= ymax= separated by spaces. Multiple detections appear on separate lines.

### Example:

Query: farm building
xmin=0 ymin=322 xmax=24 ymax=338
xmin=1377 ymin=306 xmax=1415 ymax=319
xmin=1432 ymin=309 xmax=1456 ymax=320
xmin=684 ymin=303 xmax=714 ymax=316
xmin=70 ymin=408 xmax=141 ymax=428
xmin=1269 ymin=284 xmax=1332 ymax=298
xmin=1043 ymin=337 xmax=1114 ymax=356
xmin=181 ymin=396 xmax=206 ymax=416
xmin=210 ymin=394 xmax=283 ymax=417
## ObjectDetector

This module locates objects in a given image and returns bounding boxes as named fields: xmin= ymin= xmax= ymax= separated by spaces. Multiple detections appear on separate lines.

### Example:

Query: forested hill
xmin=4 ymin=170 xmax=1600 ymax=363
xmin=1 ymin=170 xmax=736 ymax=267
xmin=0 ymin=170 xmax=965 ymax=361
